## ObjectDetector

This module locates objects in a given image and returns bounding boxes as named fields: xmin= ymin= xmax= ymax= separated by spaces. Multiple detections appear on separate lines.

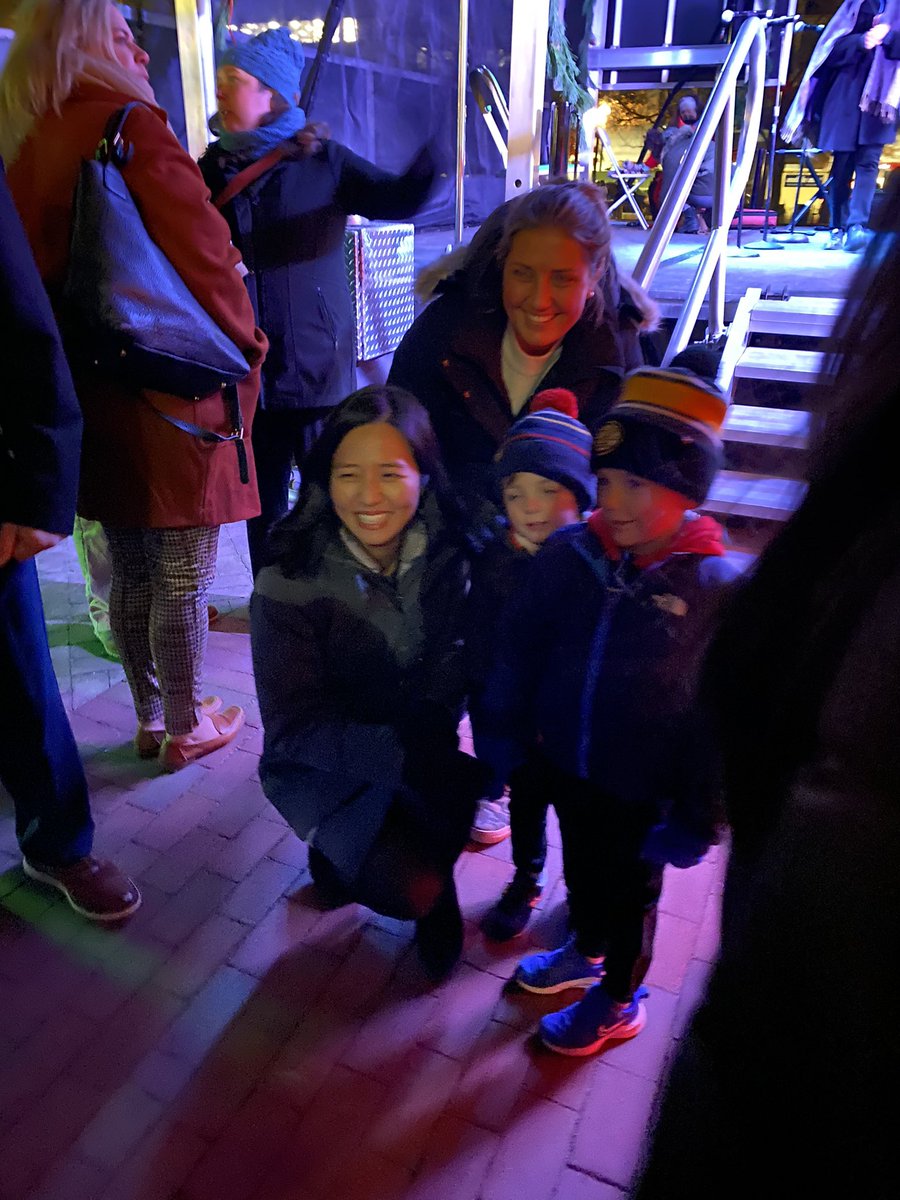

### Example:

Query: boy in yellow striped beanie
xmin=475 ymin=362 xmax=742 ymax=1056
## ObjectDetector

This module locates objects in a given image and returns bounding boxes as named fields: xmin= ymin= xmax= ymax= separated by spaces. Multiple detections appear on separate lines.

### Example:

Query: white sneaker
xmin=470 ymin=794 xmax=511 ymax=845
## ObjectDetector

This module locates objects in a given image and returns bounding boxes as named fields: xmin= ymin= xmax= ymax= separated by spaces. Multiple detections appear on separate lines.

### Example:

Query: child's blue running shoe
xmin=539 ymin=984 xmax=646 ymax=1056
xmin=514 ymin=936 xmax=605 ymax=994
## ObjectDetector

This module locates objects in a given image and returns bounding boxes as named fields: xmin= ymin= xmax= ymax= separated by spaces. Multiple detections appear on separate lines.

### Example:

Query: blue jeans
xmin=0 ymin=559 xmax=94 ymax=866
xmin=830 ymin=144 xmax=882 ymax=229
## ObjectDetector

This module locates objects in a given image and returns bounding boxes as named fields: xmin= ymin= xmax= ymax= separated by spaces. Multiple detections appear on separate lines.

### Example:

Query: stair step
xmin=722 ymin=404 xmax=812 ymax=448
xmin=703 ymin=471 xmax=807 ymax=521
xmin=749 ymin=296 xmax=843 ymax=338
xmin=734 ymin=346 xmax=825 ymax=384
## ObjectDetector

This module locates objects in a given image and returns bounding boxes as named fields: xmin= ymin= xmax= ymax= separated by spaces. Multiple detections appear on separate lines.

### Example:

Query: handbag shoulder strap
xmin=96 ymin=102 xmax=147 ymax=166
xmin=212 ymin=142 xmax=293 ymax=210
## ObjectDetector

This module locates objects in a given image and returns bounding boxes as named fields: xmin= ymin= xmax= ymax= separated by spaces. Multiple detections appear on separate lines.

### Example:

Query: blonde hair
xmin=0 ymin=0 xmax=144 ymax=162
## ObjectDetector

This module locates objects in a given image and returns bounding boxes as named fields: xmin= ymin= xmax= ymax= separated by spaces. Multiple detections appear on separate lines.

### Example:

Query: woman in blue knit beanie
xmin=199 ymin=26 xmax=437 ymax=577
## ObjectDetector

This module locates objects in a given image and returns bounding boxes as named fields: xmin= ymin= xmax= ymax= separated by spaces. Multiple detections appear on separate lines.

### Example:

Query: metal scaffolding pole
xmin=454 ymin=0 xmax=469 ymax=243
xmin=506 ymin=0 xmax=550 ymax=199
xmin=173 ymin=0 xmax=217 ymax=160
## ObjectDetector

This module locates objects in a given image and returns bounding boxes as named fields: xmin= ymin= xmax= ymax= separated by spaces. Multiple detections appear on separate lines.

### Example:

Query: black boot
xmin=481 ymin=870 xmax=543 ymax=941
xmin=307 ymin=846 xmax=350 ymax=910
xmin=415 ymin=880 xmax=463 ymax=982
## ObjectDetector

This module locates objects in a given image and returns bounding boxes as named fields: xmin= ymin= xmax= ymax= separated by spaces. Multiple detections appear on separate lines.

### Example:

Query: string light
xmin=228 ymin=17 xmax=358 ymax=44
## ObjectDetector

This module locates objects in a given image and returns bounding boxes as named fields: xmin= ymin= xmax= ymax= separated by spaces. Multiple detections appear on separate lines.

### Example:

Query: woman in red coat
xmin=1 ymin=0 xmax=268 ymax=769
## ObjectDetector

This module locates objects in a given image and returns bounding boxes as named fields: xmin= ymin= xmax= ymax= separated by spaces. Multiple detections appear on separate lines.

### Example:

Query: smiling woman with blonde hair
xmin=389 ymin=182 xmax=659 ymax=515
xmin=1 ymin=1 xmax=268 ymax=771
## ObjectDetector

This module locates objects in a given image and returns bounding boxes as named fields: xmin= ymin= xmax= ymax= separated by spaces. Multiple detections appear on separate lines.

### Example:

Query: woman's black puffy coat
xmin=250 ymin=505 xmax=485 ymax=886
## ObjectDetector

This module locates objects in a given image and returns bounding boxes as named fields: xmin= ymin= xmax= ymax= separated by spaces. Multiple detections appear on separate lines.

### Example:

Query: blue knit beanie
xmin=494 ymin=389 xmax=596 ymax=512
xmin=221 ymin=27 xmax=305 ymax=103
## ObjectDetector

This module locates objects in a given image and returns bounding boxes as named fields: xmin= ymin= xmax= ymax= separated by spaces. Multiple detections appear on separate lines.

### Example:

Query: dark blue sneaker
xmin=539 ymin=984 xmax=646 ymax=1056
xmin=481 ymin=869 xmax=545 ymax=941
xmin=514 ymin=936 xmax=605 ymax=994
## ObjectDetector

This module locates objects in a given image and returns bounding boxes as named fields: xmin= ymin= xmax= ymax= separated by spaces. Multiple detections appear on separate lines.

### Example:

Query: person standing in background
xmin=200 ymin=26 xmax=436 ymax=577
xmin=783 ymin=0 xmax=900 ymax=251
xmin=2 ymin=0 xmax=268 ymax=772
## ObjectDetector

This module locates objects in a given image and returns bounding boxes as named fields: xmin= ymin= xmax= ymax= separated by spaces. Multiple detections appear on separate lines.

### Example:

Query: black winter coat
xmin=199 ymin=139 xmax=434 ymax=412
xmin=464 ymin=530 xmax=534 ymax=721
xmin=0 ymin=164 xmax=81 ymax=534
xmin=476 ymin=519 xmax=741 ymax=838
xmin=250 ymin=507 xmax=484 ymax=886
xmin=389 ymin=289 xmax=645 ymax=509
xmin=812 ymin=1 xmax=900 ymax=149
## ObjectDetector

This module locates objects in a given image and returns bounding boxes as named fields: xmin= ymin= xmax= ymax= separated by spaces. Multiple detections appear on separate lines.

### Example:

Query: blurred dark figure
xmin=635 ymin=177 xmax=900 ymax=1200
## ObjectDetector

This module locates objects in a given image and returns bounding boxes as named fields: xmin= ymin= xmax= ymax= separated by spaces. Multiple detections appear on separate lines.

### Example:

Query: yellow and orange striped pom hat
xmin=591 ymin=366 xmax=727 ymax=505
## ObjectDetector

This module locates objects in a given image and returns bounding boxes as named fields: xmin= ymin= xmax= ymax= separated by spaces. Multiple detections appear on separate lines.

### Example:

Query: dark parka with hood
xmin=476 ymin=513 xmax=742 ymax=850
xmin=389 ymin=211 xmax=658 ymax=509
xmin=250 ymin=496 xmax=486 ymax=887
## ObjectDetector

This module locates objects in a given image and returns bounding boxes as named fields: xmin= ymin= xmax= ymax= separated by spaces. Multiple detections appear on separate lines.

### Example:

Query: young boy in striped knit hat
xmin=475 ymin=364 xmax=743 ymax=1055
xmin=466 ymin=389 xmax=594 ymax=940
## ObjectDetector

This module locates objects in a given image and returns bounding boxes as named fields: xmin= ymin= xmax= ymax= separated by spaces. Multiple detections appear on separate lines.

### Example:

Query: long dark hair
xmin=266 ymin=384 xmax=471 ymax=576
xmin=705 ymin=175 xmax=900 ymax=840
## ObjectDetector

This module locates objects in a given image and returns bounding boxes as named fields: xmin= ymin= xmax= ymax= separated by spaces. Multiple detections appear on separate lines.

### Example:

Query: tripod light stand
xmin=745 ymin=13 xmax=797 ymax=251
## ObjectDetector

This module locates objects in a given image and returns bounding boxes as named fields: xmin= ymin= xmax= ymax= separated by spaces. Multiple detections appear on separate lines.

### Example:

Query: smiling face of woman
xmin=501 ymin=226 xmax=600 ymax=356
xmin=329 ymin=422 xmax=422 ymax=571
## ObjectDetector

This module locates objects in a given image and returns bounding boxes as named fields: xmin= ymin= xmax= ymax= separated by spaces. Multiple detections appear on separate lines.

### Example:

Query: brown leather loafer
xmin=134 ymin=695 xmax=224 ymax=758
xmin=22 ymin=856 xmax=142 ymax=921
xmin=159 ymin=705 xmax=245 ymax=772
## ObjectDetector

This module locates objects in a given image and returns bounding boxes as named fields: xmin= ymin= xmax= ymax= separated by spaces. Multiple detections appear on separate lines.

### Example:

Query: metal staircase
xmin=701 ymin=288 xmax=841 ymax=539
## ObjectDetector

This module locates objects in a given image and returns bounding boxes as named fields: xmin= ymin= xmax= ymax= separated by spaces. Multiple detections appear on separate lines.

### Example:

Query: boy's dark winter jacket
xmin=465 ymin=531 xmax=534 ymax=706
xmin=251 ymin=506 xmax=486 ymax=885
xmin=476 ymin=514 xmax=743 ymax=848
xmin=199 ymin=138 xmax=434 ymax=412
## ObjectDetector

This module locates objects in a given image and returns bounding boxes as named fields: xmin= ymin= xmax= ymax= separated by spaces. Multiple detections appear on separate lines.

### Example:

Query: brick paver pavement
xmin=0 ymin=524 xmax=724 ymax=1200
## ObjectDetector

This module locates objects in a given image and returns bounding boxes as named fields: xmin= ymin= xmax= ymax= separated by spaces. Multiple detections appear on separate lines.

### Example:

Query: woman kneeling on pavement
xmin=251 ymin=386 xmax=490 ymax=980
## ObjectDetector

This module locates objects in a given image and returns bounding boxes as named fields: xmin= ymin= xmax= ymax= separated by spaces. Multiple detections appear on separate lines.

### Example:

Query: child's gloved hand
xmin=641 ymin=822 xmax=712 ymax=869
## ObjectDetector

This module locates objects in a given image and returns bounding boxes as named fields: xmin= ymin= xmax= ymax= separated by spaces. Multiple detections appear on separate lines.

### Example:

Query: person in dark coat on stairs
xmin=783 ymin=0 xmax=900 ymax=251
xmin=199 ymin=27 xmax=436 ymax=576
xmin=251 ymin=386 xmax=490 ymax=981
xmin=389 ymin=182 xmax=659 ymax=519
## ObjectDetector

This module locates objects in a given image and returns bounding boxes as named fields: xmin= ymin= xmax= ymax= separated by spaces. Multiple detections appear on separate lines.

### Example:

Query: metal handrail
xmin=470 ymin=65 xmax=510 ymax=166
xmin=632 ymin=15 xmax=767 ymax=364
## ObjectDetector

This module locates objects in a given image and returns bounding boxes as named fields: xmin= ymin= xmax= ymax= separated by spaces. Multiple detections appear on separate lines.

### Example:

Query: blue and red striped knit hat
xmin=494 ymin=389 xmax=595 ymax=511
